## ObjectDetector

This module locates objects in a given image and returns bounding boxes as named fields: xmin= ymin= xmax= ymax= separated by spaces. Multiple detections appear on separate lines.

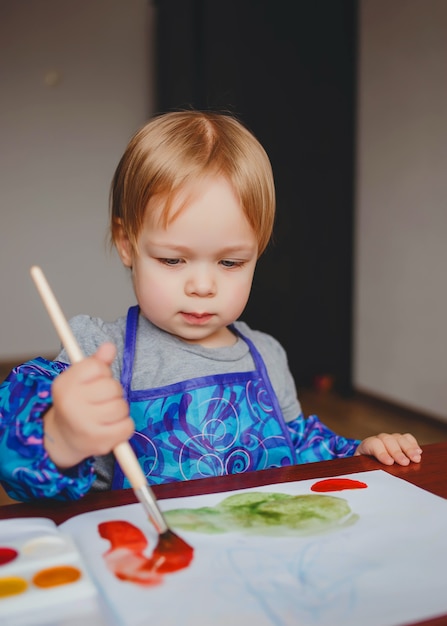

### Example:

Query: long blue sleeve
xmin=0 ymin=358 xmax=95 ymax=502
xmin=286 ymin=413 xmax=360 ymax=463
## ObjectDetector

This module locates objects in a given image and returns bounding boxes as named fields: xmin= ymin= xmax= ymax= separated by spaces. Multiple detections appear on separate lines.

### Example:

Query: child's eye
xmin=220 ymin=260 xmax=244 ymax=268
xmin=159 ymin=258 xmax=183 ymax=266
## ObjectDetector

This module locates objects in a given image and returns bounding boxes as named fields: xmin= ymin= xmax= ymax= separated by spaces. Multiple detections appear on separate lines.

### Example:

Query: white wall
xmin=0 ymin=0 xmax=154 ymax=359
xmin=2 ymin=0 xmax=446 ymax=423
xmin=354 ymin=0 xmax=447 ymax=421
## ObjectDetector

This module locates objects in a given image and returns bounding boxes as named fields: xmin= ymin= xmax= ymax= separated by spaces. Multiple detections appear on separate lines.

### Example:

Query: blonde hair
xmin=110 ymin=110 xmax=275 ymax=256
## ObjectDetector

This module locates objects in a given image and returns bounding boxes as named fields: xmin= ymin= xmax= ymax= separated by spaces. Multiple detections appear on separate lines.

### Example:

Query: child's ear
xmin=113 ymin=219 xmax=134 ymax=268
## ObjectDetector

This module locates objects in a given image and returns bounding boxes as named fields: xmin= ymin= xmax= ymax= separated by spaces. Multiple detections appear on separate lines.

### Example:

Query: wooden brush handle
xmin=30 ymin=265 xmax=147 ymax=491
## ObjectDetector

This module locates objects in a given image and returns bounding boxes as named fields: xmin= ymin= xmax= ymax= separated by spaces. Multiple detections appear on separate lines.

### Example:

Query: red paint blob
xmin=0 ymin=547 xmax=18 ymax=566
xmin=98 ymin=520 xmax=194 ymax=586
xmin=99 ymin=520 xmax=147 ymax=551
xmin=152 ymin=530 xmax=194 ymax=573
xmin=311 ymin=478 xmax=368 ymax=492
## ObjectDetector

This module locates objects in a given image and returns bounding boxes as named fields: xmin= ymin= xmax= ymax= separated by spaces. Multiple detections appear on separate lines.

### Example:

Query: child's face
xmin=118 ymin=176 xmax=258 ymax=347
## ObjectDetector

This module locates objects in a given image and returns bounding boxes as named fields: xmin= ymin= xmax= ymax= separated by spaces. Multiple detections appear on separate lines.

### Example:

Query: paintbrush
xmin=30 ymin=265 xmax=193 ymax=561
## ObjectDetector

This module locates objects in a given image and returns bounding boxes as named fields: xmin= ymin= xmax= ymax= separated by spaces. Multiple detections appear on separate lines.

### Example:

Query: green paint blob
xmin=165 ymin=492 xmax=358 ymax=536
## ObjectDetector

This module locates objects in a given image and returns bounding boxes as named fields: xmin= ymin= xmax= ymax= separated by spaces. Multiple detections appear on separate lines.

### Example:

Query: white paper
xmin=59 ymin=470 xmax=447 ymax=626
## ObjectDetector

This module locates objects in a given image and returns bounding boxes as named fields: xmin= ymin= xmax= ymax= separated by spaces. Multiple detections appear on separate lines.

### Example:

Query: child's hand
xmin=355 ymin=433 xmax=422 ymax=466
xmin=44 ymin=343 xmax=134 ymax=469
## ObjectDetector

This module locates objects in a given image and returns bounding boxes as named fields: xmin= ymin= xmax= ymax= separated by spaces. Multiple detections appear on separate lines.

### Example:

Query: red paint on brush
xmin=311 ymin=478 xmax=368 ymax=492
xmin=98 ymin=521 xmax=193 ymax=586
xmin=152 ymin=530 xmax=193 ymax=573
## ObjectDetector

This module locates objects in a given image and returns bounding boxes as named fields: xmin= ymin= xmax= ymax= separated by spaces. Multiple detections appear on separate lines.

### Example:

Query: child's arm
xmin=286 ymin=414 xmax=422 ymax=466
xmin=0 ymin=343 xmax=134 ymax=502
xmin=355 ymin=433 xmax=422 ymax=465
xmin=0 ymin=358 xmax=95 ymax=501
xmin=43 ymin=342 xmax=134 ymax=469
xmin=286 ymin=413 xmax=361 ymax=463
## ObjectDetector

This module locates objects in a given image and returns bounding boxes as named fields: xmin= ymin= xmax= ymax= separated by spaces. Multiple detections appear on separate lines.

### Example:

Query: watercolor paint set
xmin=0 ymin=517 xmax=101 ymax=624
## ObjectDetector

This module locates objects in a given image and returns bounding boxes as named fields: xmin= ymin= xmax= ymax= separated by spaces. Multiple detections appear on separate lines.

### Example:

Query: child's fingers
xmin=358 ymin=433 xmax=422 ymax=466
xmin=368 ymin=436 xmax=398 ymax=465
xmin=94 ymin=342 xmax=117 ymax=366
xmin=51 ymin=392 xmax=134 ymax=459
xmin=84 ymin=377 xmax=126 ymax=406
xmin=47 ymin=342 xmax=133 ymax=464
xmin=64 ymin=343 xmax=118 ymax=384
xmin=87 ymin=394 xmax=132 ymax=426
xmin=380 ymin=434 xmax=412 ymax=465
xmin=378 ymin=433 xmax=422 ymax=465
xmin=84 ymin=411 xmax=135 ymax=457
xmin=391 ymin=433 xmax=422 ymax=463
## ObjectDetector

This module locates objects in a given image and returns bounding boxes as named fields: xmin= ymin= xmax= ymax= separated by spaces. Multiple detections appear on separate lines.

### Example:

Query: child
xmin=0 ymin=111 xmax=422 ymax=502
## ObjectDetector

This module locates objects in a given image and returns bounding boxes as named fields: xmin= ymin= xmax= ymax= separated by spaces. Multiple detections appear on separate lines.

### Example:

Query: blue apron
xmin=112 ymin=306 xmax=296 ymax=488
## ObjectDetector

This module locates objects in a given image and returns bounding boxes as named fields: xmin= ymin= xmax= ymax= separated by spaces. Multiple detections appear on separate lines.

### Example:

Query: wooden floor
xmin=298 ymin=387 xmax=447 ymax=445
xmin=1 ymin=379 xmax=447 ymax=507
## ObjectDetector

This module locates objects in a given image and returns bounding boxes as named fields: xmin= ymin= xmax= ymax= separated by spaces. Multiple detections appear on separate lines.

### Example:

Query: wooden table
xmin=1 ymin=441 xmax=447 ymax=625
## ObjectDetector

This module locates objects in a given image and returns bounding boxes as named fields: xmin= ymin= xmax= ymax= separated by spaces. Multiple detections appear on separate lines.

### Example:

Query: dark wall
xmin=155 ymin=0 xmax=357 ymax=393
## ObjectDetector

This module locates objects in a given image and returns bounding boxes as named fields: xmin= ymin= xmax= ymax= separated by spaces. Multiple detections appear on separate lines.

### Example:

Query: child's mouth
xmin=181 ymin=312 xmax=214 ymax=325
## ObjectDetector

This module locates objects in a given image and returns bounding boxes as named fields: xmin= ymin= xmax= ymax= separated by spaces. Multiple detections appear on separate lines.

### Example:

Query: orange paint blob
xmin=32 ymin=565 xmax=81 ymax=588
xmin=311 ymin=478 xmax=368 ymax=492
xmin=0 ymin=576 xmax=28 ymax=598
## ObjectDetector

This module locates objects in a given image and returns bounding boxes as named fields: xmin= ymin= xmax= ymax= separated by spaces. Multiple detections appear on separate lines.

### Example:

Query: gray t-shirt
xmin=57 ymin=311 xmax=302 ymax=490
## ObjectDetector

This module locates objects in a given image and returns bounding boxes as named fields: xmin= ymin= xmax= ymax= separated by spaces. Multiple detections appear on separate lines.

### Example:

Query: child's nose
xmin=185 ymin=266 xmax=216 ymax=297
